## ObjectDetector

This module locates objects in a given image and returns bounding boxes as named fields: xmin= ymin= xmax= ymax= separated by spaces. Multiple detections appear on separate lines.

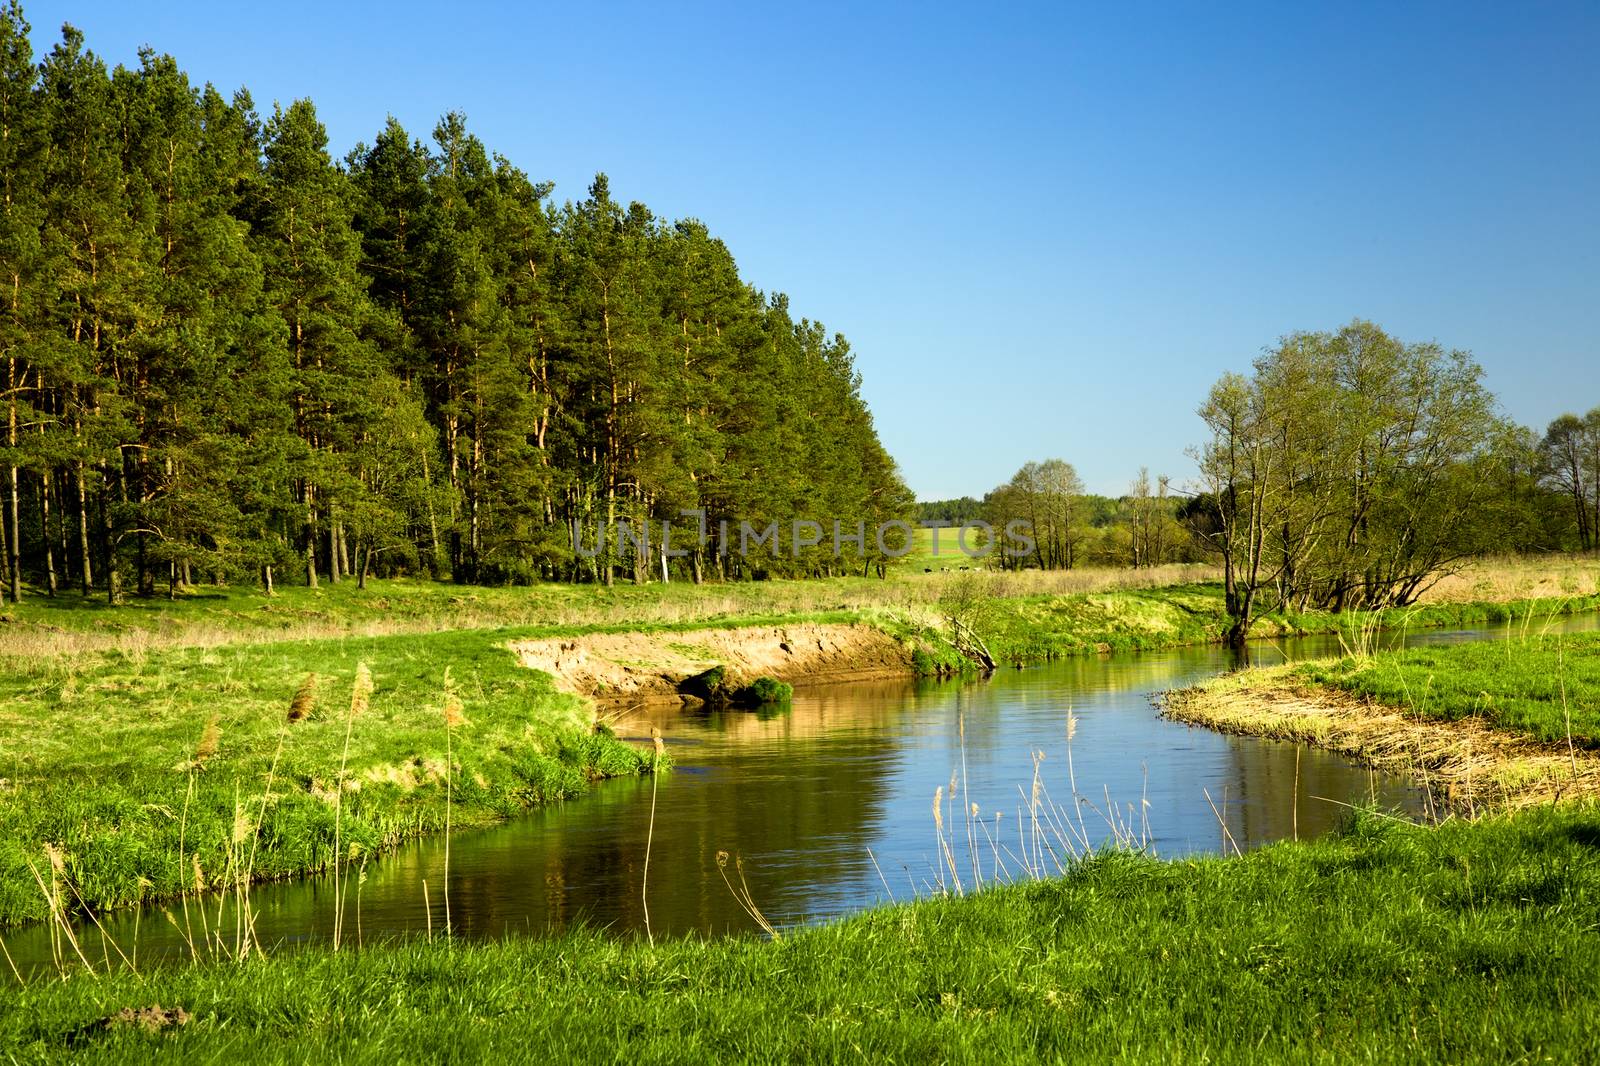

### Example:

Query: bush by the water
xmin=732 ymin=677 xmax=793 ymax=706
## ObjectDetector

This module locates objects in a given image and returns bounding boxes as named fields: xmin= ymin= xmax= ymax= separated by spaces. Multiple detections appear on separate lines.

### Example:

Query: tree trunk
xmin=137 ymin=529 xmax=154 ymax=598
xmin=328 ymin=513 xmax=342 ymax=584
xmin=39 ymin=470 xmax=56 ymax=596
xmin=5 ymin=353 xmax=18 ymax=603
xmin=75 ymin=462 xmax=93 ymax=596
xmin=305 ymin=485 xmax=319 ymax=588
xmin=99 ymin=474 xmax=117 ymax=604
xmin=5 ymin=462 xmax=19 ymax=603
xmin=420 ymin=445 xmax=442 ymax=578
xmin=0 ymin=486 xmax=9 ymax=604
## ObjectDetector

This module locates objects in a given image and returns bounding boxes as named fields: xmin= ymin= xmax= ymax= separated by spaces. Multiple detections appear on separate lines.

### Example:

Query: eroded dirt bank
xmin=1164 ymin=673 xmax=1600 ymax=809
xmin=509 ymin=621 xmax=916 ymax=701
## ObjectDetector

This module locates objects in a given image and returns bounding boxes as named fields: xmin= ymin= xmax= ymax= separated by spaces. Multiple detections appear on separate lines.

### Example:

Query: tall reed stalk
xmin=642 ymin=727 xmax=665 ymax=946
xmin=331 ymin=665 xmax=371 ymax=950
xmin=441 ymin=667 xmax=463 ymax=936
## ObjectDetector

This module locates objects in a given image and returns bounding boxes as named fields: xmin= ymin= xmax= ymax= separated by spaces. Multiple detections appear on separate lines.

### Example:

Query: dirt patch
xmin=66 ymin=1003 xmax=192 ymax=1045
xmin=509 ymin=622 xmax=915 ymax=701
xmin=1164 ymin=672 xmax=1600 ymax=810
xmin=105 ymin=1004 xmax=190 ymax=1032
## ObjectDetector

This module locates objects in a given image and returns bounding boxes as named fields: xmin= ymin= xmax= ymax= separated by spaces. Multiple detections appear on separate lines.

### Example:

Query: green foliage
xmin=4 ymin=806 xmax=1600 ymax=1061
xmin=1539 ymin=409 xmax=1600 ymax=551
xmin=731 ymin=676 xmax=792 ymax=706
xmin=0 ymin=17 xmax=911 ymax=606
xmin=678 ymin=665 xmax=728 ymax=702
xmin=677 ymin=669 xmax=791 ymax=707
xmin=1192 ymin=321 xmax=1530 ymax=643
xmin=913 ymin=497 xmax=983 ymax=525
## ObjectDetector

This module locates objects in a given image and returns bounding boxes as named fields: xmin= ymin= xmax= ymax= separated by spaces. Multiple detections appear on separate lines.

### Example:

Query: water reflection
xmin=7 ymin=613 xmax=1597 ymax=969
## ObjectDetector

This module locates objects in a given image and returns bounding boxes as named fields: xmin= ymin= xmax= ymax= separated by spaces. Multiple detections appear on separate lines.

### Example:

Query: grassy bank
xmin=0 ymin=565 xmax=1221 ymax=661
xmin=1166 ymin=631 xmax=1600 ymax=809
xmin=0 ymin=630 xmax=655 ymax=927
xmin=3 ymin=806 xmax=1598 ymax=1062
xmin=969 ymin=582 xmax=1600 ymax=666
xmin=2 ymin=556 xmax=1592 ymax=670
xmin=1 ymin=563 xmax=1595 ymax=926
xmin=1297 ymin=631 xmax=1600 ymax=745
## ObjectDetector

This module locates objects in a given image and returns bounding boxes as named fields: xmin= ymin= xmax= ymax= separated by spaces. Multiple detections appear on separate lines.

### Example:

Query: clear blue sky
xmin=26 ymin=1 xmax=1600 ymax=498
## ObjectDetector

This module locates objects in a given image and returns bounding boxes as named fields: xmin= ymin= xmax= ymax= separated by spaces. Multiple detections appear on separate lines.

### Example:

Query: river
xmin=5 ymin=613 xmax=1596 ymax=969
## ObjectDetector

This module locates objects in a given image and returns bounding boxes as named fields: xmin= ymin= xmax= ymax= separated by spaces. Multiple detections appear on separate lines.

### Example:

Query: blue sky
xmin=27 ymin=1 xmax=1600 ymax=497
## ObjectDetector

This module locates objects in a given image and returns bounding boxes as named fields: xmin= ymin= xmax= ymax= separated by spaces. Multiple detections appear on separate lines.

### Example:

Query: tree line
xmin=1192 ymin=320 xmax=1594 ymax=645
xmin=0 ymin=8 xmax=911 ymax=602
xmin=928 ymin=320 xmax=1593 ymax=618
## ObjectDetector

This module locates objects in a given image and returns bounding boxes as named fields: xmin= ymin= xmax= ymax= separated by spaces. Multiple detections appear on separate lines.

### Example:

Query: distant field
xmin=893 ymin=523 xmax=999 ymax=573
xmin=0 ymin=562 xmax=1222 ymax=660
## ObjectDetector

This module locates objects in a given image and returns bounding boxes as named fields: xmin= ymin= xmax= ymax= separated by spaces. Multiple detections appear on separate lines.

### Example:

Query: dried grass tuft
xmin=194 ymin=714 xmax=221 ymax=765
xmin=349 ymin=662 xmax=373 ymax=720
xmin=287 ymin=674 xmax=318 ymax=723
xmin=442 ymin=667 xmax=465 ymax=729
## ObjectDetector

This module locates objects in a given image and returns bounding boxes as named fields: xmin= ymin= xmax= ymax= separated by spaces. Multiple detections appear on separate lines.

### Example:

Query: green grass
xmin=0 ymin=629 xmax=655 ymax=926
xmin=8 ymin=566 xmax=1593 ymax=672
xmin=3 ymin=568 xmax=1596 ymax=930
xmin=1295 ymin=631 xmax=1600 ymax=746
xmin=973 ymin=584 xmax=1600 ymax=666
xmin=4 ymin=805 xmax=1599 ymax=1062
xmin=0 ymin=578 xmax=883 ymax=648
xmin=894 ymin=523 xmax=995 ymax=573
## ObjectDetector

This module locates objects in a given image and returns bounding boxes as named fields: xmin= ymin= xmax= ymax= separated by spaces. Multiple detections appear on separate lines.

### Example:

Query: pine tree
xmin=253 ymin=98 xmax=389 ymax=588
xmin=0 ymin=15 xmax=916 ymax=595
xmin=0 ymin=1 xmax=42 ymax=602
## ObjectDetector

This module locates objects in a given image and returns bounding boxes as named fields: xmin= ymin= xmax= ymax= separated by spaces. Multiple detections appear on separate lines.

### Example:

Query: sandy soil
xmin=1164 ymin=674 xmax=1600 ymax=810
xmin=508 ymin=621 xmax=916 ymax=701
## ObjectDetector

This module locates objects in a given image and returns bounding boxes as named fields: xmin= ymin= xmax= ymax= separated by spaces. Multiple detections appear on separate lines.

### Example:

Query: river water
xmin=6 ymin=614 xmax=1597 ymax=968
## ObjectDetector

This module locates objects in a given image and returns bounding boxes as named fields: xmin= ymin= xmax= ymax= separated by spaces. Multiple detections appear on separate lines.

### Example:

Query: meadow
xmin=1 ymin=554 xmax=1597 ymax=927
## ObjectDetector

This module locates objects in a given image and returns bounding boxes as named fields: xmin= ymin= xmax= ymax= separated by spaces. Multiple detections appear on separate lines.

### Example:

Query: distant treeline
xmin=917 ymin=479 xmax=1201 ymax=571
xmin=0 ymin=9 xmax=910 ymax=602
xmin=924 ymin=322 xmax=1599 ymax=600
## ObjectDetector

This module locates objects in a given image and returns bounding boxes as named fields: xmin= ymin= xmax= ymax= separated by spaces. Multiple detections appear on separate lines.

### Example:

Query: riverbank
xmin=2 ymin=564 xmax=1598 ymax=927
xmin=509 ymin=620 xmax=917 ymax=701
xmin=968 ymin=583 xmax=1600 ymax=664
xmin=505 ymin=584 xmax=1600 ymax=697
xmin=1165 ymin=632 xmax=1600 ymax=809
xmin=3 ymin=804 xmax=1597 ymax=1062
xmin=0 ymin=630 xmax=656 ymax=927
xmin=1 ymin=552 xmax=1591 ymax=662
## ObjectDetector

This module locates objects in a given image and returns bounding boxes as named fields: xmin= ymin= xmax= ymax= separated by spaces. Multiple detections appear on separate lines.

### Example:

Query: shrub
xmin=731 ymin=676 xmax=793 ymax=706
